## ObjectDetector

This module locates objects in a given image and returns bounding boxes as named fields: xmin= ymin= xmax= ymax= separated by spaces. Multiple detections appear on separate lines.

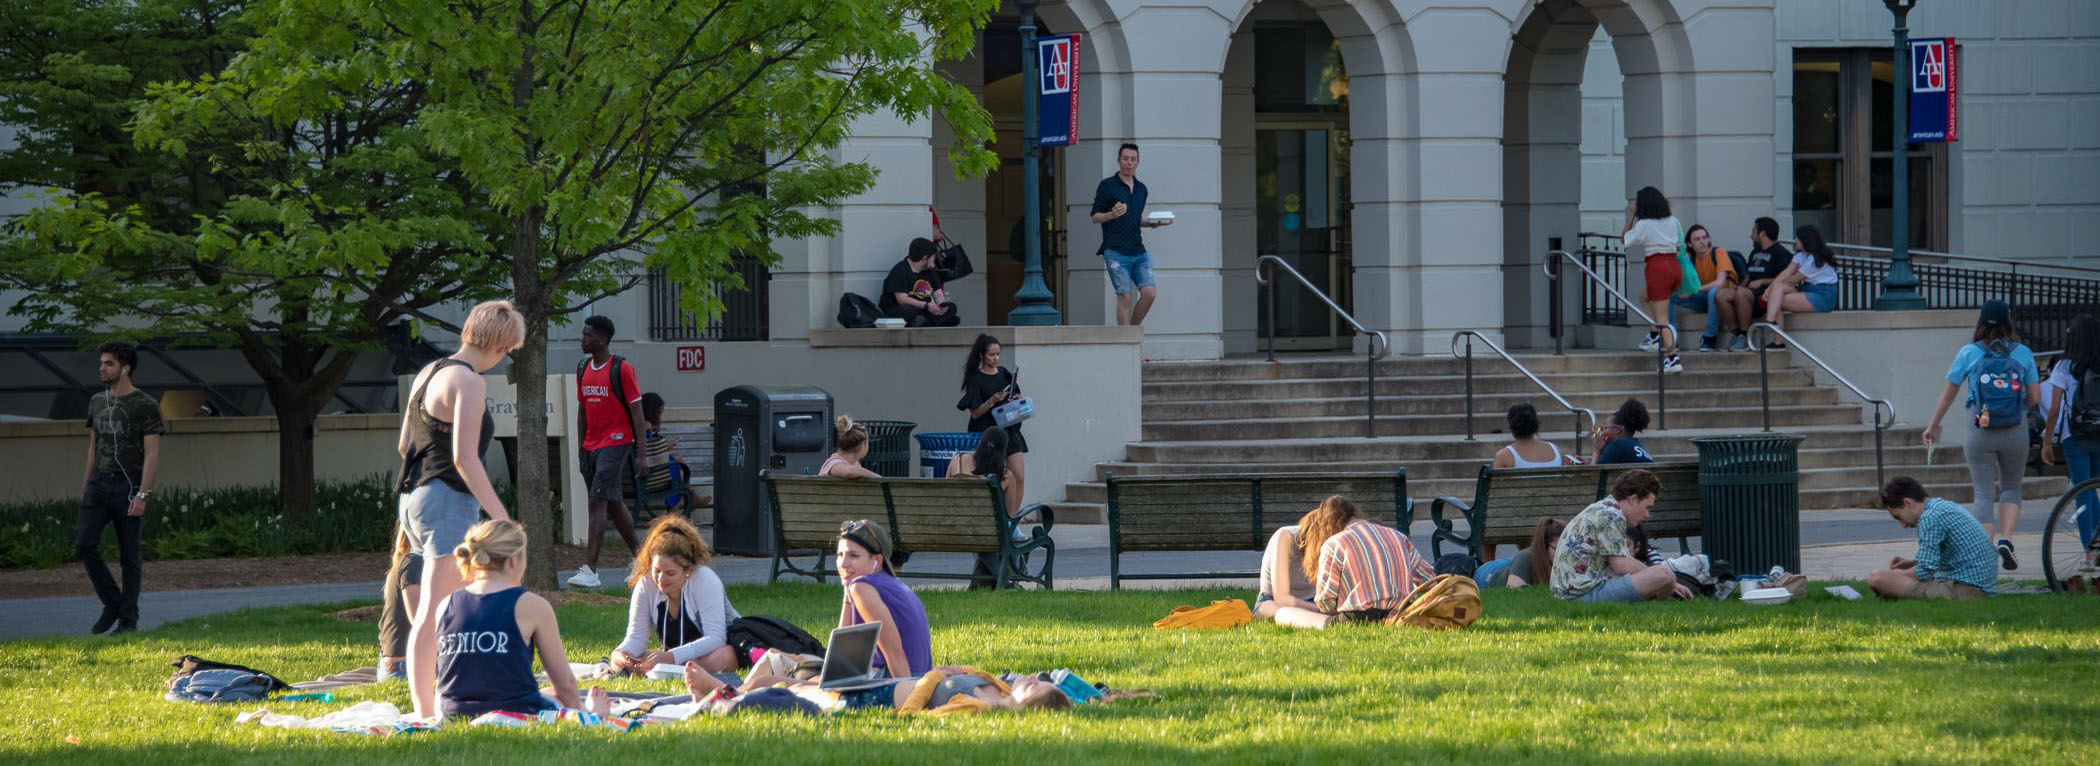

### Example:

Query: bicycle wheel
xmin=2041 ymin=478 xmax=2100 ymax=592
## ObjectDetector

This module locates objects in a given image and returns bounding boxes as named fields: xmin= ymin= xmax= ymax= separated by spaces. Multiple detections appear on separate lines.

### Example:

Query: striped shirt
xmin=1915 ymin=498 xmax=1997 ymax=595
xmin=642 ymin=428 xmax=677 ymax=493
xmin=1314 ymin=520 xmax=1435 ymax=613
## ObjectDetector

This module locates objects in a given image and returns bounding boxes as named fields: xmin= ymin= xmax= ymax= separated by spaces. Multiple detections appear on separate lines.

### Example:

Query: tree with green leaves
xmin=0 ymin=0 xmax=510 ymax=518
xmin=230 ymin=0 xmax=1000 ymax=586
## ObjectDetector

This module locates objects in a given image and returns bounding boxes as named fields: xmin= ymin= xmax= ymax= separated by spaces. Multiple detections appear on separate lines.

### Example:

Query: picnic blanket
xmin=238 ymin=700 xmax=644 ymax=734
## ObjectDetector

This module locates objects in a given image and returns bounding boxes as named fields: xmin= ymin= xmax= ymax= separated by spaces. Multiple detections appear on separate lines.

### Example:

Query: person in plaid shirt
xmin=1868 ymin=476 xmax=1998 ymax=600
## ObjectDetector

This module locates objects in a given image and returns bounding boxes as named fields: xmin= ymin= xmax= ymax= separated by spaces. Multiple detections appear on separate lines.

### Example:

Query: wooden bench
xmin=1428 ymin=462 xmax=1702 ymax=562
xmin=623 ymin=423 xmax=714 ymax=523
xmin=1103 ymin=471 xmax=1413 ymax=590
xmin=762 ymin=472 xmax=1054 ymax=589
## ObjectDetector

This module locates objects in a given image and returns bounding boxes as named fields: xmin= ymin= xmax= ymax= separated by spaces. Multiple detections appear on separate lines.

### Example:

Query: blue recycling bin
xmin=914 ymin=432 xmax=981 ymax=477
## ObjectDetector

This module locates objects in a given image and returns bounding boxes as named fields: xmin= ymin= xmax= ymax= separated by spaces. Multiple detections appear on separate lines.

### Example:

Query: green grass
xmin=3 ymin=584 xmax=2098 ymax=764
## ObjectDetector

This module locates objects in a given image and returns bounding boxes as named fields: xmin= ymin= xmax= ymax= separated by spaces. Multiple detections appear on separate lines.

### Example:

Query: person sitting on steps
xmin=1493 ymin=403 xmax=1583 ymax=469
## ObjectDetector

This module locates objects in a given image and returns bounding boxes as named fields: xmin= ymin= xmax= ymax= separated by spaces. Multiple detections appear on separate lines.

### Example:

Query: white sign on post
xmin=405 ymin=373 xmax=588 ymax=544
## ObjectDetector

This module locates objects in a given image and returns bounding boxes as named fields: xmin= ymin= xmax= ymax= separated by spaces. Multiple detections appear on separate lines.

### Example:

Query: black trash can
xmin=859 ymin=420 xmax=916 ymax=478
xmin=1691 ymin=434 xmax=1806 ymax=574
xmin=713 ymin=385 xmax=833 ymax=557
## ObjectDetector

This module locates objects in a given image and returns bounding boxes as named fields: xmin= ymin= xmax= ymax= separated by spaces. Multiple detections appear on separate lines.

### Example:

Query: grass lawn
xmin=2 ymin=583 xmax=2097 ymax=765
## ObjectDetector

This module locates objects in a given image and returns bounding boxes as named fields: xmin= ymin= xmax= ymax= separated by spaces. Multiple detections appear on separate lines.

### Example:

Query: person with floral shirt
xmin=1550 ymin=469 xmax=1693 ymax=603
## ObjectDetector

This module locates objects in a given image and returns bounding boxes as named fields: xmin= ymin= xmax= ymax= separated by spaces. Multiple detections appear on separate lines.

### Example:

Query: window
xmin=647 ymin=254 xmax=769 ymax=342
xmin=1792 ymin=49 xmax=1947 ymax=249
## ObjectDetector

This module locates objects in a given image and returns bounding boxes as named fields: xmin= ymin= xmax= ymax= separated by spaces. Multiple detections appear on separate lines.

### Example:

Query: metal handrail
xmin=1824 ymin=241 xmax=2100 ymax=276
xmin=1256 ymin=255 xmax=1390 ymax=439
xmin=1749 ymin=321 xmax=1896 ymax=488
xmin=1542 ymin=250 xmax=1670 ymax=430
xmin=1451 ymin=331 xmax=1599 ymax=460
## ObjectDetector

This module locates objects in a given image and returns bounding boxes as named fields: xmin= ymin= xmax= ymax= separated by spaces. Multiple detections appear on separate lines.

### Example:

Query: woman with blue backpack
xmin=1923 ymin=299 xmax=2042 ymax=571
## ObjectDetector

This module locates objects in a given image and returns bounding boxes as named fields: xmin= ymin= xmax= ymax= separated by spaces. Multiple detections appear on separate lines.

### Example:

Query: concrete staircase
xmin=1051 ymin=351 xmax=2068 ymax=523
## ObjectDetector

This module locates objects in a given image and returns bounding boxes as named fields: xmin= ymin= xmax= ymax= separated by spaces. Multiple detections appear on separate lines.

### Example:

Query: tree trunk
xmin=512 ymin=215 xmax=557 ymax=591
xmin=237 ymin=334 xmax=362 ymax=521
xmin=274 ymin=395 xmax=322 ymax=520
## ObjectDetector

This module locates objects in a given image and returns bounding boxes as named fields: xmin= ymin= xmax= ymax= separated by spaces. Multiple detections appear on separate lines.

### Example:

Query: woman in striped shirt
xmin=1283 ymin=496 xmax=1435 ymax=629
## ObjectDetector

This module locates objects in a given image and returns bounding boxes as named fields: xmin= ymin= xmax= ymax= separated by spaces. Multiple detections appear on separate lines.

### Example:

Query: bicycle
xmin=2041 ymin=477 xmax=2100 ymax=592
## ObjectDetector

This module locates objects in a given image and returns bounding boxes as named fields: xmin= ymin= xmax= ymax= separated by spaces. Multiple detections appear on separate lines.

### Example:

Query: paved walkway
xmin=1 ymin=503 xmax=2071 ymax=642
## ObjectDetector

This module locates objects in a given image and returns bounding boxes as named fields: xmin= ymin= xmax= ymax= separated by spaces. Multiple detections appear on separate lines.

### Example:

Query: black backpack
xmin=726 ymin=615 xmax=826 ymax=667
xmin=1433 ymin=553 xmax=1480 ymax=578
xmin=2071 ymin=366 xmax=2100 ymax=440
xmin=837 ymin=292 xmax=882 ymax=328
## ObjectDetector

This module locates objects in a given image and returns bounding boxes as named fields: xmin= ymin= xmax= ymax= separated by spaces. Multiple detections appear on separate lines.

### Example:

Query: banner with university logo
xmin=1036 ymin=34 xmax=1083 ymax=147
xmin=1908 ymin=37 xmax=1958 ymax=143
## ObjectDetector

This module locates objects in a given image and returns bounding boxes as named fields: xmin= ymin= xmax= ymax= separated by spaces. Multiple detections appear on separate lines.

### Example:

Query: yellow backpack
xmin=1152 ymin=598 xmax=1253 ymax=630
xmin=1389 ymin=574 xmax=1482 ymax=629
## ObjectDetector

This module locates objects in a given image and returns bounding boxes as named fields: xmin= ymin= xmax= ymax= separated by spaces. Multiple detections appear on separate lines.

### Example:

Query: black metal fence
xmin=648 ymin=255 xmax=769 ymax=342
xmin=1569 ymin=234 xmax=2100 ymax=351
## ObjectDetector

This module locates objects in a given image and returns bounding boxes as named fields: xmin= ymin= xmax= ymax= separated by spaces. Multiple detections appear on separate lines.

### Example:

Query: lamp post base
xmin=1873 ymin=292 xmax=1927 ymax=311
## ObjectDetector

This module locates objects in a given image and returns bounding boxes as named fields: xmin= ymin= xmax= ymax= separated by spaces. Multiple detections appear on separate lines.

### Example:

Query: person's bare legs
xmin=1005 ymin=452 xmax=1027 ymax=518
xmin=1272 ymin=606 xmax=1337 ymax=629
xmin=407 ymin=553 xmax=465 ymax=719
xmin=1999 ymin=501 xmax=2020 ymax=539
xmin=1629 ymin=564 xmax=1680 ymax=599
xmin=695 ymin=644 xmax=739 ymax=674
xmin=1115 ymin=292 xmax=1135 ymax=326
xmin=1130 ymin=285 xmax=1158 ymax=326
xmin=584 ymin=497 xmax=642 ymax=570
xmin=1645 ymin=298 xmax=1676 ymax=353
xmin=683 ymin=661 xmax=726 ymax=699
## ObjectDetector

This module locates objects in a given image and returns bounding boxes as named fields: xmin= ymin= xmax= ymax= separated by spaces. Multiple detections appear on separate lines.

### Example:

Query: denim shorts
xmin=1570 ymin=575 xmax=1643 ymax=603
xmin=1103 ymin=249 xmax=1156 ymax=295
xmin=399 ymin=481 xmax=480 ymax=559
xmin=1800 ymin=282 xmax=1838 ymax=313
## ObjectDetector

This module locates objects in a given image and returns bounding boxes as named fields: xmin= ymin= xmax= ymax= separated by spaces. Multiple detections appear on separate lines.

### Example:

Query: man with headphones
xmin=79 ymin=341 xmax=164 ymax=634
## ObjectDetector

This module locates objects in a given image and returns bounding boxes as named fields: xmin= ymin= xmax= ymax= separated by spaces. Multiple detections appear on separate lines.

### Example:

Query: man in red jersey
xmin=567 ymin=315 xmax=648 ymax=589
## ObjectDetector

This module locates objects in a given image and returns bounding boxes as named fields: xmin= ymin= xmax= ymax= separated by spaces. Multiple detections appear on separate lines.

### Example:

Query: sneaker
xmin=1639 ymin=332 xmax=1661 ymax=352
xmin=1697 ymin=337 xmax=1719 ymax=353
xmin=1728 ymin=333 xmax=1749 ymax=352
xmin=567 ymin=565 xmax=602 ymax=589
xmin=110 ymin=622 xmax=137 ymax=635
xmin=91 ymin=607 xmax=119 ymax=635
xmin=1997 ymin=539 xmax=2017 ymax=571
xmin=381 ymin=659 xmax=407 ymax=682
xmin=1662 ymin=355 xmax=1684 ymax=374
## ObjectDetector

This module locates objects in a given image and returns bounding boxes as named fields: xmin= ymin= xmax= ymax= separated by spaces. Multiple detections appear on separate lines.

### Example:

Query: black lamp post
xmin=1877 ymin=0 xmax=1926 ymax=310
xmin=1008 ymin=0 xmax=1061 ymax=325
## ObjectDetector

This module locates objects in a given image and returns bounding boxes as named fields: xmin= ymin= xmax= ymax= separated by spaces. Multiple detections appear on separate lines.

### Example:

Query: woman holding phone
xmin=959 ymin=334 xmax=1027 ymax=506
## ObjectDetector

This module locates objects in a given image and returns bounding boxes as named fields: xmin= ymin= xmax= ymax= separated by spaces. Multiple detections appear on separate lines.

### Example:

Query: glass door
xmin=1255 ymin=125 xmax=1351 ymax=350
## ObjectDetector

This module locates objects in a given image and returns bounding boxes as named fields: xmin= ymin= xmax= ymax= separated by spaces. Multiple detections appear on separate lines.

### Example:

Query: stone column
xmin=934 ymin=33 xmax=989 ymax=318
xmin=1220 ymin=30 xmax=1259 ymax=354
xmin=1502 ymin=12 xmax=1597 ymax=349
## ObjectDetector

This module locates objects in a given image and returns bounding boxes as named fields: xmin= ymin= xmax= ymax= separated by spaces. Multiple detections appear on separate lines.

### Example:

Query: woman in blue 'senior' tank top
xmin=834 ymin=519 xmax=932 ymax=677
xmin=434 ymin=520 xmax=584 ymax=720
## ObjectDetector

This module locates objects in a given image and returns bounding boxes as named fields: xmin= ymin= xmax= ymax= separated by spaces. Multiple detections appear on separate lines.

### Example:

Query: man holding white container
xmin=1089 ymin=142 xmax=1173 ymax=327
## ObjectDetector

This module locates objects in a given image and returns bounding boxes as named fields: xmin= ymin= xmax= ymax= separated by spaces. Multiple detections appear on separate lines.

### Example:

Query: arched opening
xmin=1500 ymin=0 xmax=1675 ymax=349
xmin=1224 ymin=0 xmax=1355 ymax=352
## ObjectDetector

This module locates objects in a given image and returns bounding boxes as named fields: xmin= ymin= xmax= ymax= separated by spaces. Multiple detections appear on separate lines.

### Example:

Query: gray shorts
xmin=399 ymin=482 xmax=479 ymax=559
xmin=1570 ymin=575 xmax=1643 ymax=603
xmin=583 ymin=443 xmax=635 ymax=501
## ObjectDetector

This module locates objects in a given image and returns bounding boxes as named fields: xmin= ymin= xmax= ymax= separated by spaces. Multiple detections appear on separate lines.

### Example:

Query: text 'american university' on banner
xmin=1908 ymin=37 xmax=1958 ymax=143
xmin=1037 ymin=34 xmax=1083 ymax=147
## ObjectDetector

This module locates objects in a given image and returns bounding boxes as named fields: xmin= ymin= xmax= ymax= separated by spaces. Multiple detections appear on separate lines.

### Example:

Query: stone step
xmin=1120 ymin=425 xmax=1912 ymax=463
xmin=1143 ymin=386 xmax=1842 ymax=422
xmin=1144 ymin=369 xmax=1816 ymax=401
xmin=1139 ymin=351 xmax=1772 ymax=382
xmin=1139 ymin=404 xmax=1865 ymax=441
xmin=1055 ymin=475 xmax=2068 ymax=518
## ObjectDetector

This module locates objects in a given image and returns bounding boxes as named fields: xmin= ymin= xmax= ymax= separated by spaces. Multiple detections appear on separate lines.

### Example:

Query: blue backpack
xmin=1969 ymin=342 xmax=2026 ymax=429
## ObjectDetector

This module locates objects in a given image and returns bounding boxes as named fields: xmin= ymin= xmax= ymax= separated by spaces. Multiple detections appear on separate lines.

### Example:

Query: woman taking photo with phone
xmin=959 ymin=334 xmax=1027 ymax=506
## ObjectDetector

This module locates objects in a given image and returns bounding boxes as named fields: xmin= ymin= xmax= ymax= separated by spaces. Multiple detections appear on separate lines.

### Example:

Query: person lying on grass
xmin=1273 ymin=495 xmax=1436 ymax=629
xmin=433 ymin=520 xmax=584 ymax=720
xmin=609 ymin=515 xmax=742 ymax=676
xmin=836 ymin=519 xmax=933 ymax=677
xmin=1549 ymin=468 xmax=1694 ymax=603
xmin=678 ymin=661 xmax=1071 ymax=714
xmin=1866 ymin=476 xmax=1998 ymax=601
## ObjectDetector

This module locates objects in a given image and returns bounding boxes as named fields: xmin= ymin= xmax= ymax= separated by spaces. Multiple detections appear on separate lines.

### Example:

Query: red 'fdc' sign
xmin=675 ymin=346 xmax=705 ymax=372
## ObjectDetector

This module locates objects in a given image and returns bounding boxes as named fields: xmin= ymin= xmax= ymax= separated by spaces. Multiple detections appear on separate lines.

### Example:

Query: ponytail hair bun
xmin=835 ymin=415 xmax=870 ymax=453
xmin=452 ymin=519 xmax=528 ymax=579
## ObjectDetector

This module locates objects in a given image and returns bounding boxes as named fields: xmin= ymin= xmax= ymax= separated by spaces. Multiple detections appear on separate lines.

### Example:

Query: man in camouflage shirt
xmin=78 ymin=342 xmax=164 ymax=634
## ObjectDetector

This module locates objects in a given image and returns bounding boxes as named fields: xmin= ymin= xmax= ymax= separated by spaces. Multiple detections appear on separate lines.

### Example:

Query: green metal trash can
xmin=1691 ymin=434 xmax=1806 ymax=573
xmin=859 ymin=420 xmax=916 ymax=478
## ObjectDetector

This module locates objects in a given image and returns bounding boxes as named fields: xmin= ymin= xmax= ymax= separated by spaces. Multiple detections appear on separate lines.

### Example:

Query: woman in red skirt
xmin=1623 ymin=186 xmax=1685 ymax=374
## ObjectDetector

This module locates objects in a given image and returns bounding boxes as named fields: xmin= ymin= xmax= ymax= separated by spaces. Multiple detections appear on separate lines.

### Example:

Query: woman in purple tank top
xmin=835 ymin=519 xmax=932 ymax=677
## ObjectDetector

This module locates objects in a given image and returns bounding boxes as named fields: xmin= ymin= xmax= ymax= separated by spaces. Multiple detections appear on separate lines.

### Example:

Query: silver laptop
xmin=817 ymin=622 xmax=889 ymax=690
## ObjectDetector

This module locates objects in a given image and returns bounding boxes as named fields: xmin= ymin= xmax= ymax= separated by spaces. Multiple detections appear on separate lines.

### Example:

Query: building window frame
xmin=1792 ymin=48 xmax=1948 ymax=250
